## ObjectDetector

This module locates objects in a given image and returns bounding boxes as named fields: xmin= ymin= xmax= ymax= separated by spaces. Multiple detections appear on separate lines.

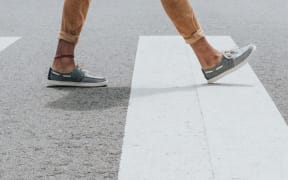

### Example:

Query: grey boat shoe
xmin=47 ymin=66 xmax=108 ymax=87
xmin=202 ymin=44 xmax=256 ymax=83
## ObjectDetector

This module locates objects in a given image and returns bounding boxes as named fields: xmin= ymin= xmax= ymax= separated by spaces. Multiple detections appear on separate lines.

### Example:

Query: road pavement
xmin=0 ymin=0 xmax=287 ymax=179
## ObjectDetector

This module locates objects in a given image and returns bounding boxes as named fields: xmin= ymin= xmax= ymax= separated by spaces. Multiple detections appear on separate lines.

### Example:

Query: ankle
xmin=52 ymin=57 xmax=75 ymax=73
xmin=207 ymin=52 xmax=222 ymax=65
xmin=190 ymin=38 xmax=223 ymax=69
xmin=201 ymin=53 xmax=222 ymax=70
xmin=52 ymin=40 xmax=76 ymax=73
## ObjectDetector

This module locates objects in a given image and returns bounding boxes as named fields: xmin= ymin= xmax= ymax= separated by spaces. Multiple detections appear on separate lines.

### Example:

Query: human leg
xmin=52 ymin=0 xmax=90 ymax=73
xmin=161 ymin=0 xmax=222 ymax=69
xmin=161 ymin=0 xmax=255 ymax=83
xmin=48 ymin=0 xmax=107 ymax=87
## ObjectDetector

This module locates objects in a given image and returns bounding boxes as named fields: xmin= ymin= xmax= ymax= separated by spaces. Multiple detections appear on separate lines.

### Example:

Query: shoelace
xmin=77 ymin=65 xmax=89 ymax=75
xmin=223 ymin=49 xmax=238 ymax=59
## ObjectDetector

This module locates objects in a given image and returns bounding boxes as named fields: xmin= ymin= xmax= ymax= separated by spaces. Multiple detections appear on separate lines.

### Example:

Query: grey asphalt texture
xmin=0 ymin=0 xmax=287 ymax=179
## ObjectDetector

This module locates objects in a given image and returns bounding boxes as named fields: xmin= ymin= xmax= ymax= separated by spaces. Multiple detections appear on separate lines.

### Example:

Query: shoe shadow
xmin=197 ymin=82 xmax=254 ymax=88
xmin=45 ymin=82 xmax=253 ymax=111
xmin=46 ymin=86 xmax=131 ymax=111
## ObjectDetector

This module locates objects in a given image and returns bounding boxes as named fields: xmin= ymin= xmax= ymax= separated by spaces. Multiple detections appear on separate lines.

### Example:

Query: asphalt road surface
xmin=0 ymin=0 xmax=287 ymax=179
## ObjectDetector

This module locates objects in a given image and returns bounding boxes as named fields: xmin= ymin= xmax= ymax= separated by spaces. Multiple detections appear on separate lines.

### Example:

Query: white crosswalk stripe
xmin=0 ymin=37 xmax=21 ymax=53
xmin=118 ymin=36 xmax=288 ymax=180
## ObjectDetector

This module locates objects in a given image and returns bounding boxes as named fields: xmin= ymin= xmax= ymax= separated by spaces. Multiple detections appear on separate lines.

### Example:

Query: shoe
xmin=202 ymin=44 xmax=256 ymax=83
xmin=47 ymin=65 xmax=108 ymax=87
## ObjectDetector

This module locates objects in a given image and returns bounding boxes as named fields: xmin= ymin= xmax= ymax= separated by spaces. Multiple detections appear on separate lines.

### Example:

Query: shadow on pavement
xmin=46 ymin=82 xmax=253 ymax=111
xmin=46 ymin=86 xmax=131 ymax=111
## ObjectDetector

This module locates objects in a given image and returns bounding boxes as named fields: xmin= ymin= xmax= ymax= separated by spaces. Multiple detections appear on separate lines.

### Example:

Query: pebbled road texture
xmin=0 ymin=0 xmax=287 ymax=179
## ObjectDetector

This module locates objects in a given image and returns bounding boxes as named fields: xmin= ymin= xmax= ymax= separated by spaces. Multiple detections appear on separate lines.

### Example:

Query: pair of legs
xmin=52 ymin=0 xmax=222 ymax=73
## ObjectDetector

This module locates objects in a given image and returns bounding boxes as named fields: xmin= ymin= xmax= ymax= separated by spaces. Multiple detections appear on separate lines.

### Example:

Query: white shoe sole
xmin=207 ymin=45 xmax=256 ymax=84
xmin=47 ymin=80 xmax=108 ymax=87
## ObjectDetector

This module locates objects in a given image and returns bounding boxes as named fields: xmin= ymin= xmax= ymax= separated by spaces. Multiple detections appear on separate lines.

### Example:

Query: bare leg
xmin=48 ymin=0 xmax=108 ymax=87
xmin=190 ymin=38 xmax=222 ymax=69
xmin=52 ymin=39 xmax=76 ymax=73
xmin=51 ymin=0 xmax=90 ymax=73
xmin=161 ymin=0 xmax=221 ymax=69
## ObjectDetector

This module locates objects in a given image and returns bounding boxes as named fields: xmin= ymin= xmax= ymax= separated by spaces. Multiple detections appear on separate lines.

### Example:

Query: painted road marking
xmin=0 ymin=37 xmax=21 ymax=53
xmin=118 ymin=36 xmax=288 ymax=180
xmin=189 ymin=36 xmax=288 ymax=180
xmin=118 ymin=36 xmax=214 ymax=180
